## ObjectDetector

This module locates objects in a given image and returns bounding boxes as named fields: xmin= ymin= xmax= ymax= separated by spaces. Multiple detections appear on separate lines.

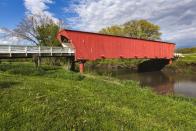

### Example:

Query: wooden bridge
xmin=0 ymin=45 xmax=74 ymax=59
xmin=57 ymin=29 xmax=176 ymax=73
xmin=0 ymin=29 xmax=176 ymax=73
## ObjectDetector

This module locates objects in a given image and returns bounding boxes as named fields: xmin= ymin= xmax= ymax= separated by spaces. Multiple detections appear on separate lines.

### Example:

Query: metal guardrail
xmin=0 ymin=45 xmax=74 ymax=56
xmin=174 ymin=53 xmax=184 ymax=58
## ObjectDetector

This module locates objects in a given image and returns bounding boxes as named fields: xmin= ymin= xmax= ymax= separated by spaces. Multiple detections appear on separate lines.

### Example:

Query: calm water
xmin=92 ymin=68 xmax=196 ymax=98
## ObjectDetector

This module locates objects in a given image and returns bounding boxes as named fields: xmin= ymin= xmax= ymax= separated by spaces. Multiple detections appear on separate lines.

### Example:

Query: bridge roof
xmin=57 ymin=29 xmax=176 ymax=61
xmin=59 ymin=29 xmax=175 ymax=45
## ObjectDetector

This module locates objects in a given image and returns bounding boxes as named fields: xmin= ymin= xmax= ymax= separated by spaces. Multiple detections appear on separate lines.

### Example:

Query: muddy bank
xmin=163 ymin=62 xmax=196 ymax=74
xmin=85 ymin=60 xmax=196 ymax=74
xmin=85 ymin=63 xmax=138 ymax=73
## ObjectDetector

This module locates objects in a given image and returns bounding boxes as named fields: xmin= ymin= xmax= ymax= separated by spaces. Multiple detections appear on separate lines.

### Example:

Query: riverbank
xmin=85 ymin=52 xmax=196 ymax=74
xmin=84 ymin=47 xmax=196 ymax=74
xmin=163 ymin=57 xmax=196 ymax=74
xmin=0 ymin=62 xmax=196 ymax=130
xmin=163 ymin=51 xmax=196 ymax=74
xmin=85 ymin=59 xmax=142 ymax=73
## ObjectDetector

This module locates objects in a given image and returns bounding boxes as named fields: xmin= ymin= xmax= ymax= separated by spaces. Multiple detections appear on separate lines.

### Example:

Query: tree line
xmin=99 ymin=20 xmax=161 ymax=40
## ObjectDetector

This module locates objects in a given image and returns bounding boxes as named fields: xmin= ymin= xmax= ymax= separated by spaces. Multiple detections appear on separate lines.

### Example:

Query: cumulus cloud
xmin=66 ymin=0 xmax=196 ymax=47
xmin=24 ymin=0 xmax=58 ymax=22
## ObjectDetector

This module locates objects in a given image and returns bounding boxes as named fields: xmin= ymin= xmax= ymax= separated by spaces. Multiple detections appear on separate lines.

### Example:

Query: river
xmin=91 ymin=68 xmax=196 ymax=98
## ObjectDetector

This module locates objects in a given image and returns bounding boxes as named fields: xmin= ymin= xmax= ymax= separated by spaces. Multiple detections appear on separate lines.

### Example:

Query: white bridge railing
xmin=0 ymin=45 xmax=74 ymax=56
xmin=174 ymin=53 xmax=196 ymax=59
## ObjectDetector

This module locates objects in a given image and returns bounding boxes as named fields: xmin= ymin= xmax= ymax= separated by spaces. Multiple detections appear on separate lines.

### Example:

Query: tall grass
xmin=0 ymin=62 xmax=195 ymax=130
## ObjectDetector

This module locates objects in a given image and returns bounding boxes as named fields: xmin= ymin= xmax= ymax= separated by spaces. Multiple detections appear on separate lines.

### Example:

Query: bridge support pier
xmin=67 ymin=57 xmax=75 ymax=71
xmin=169 ymin=59 xmax=172 ymax=64
xmin=79 ymin=61 xmax=85 ymax=74
xmin=38 ymin=57 xmax=41 ymax=67
xmin=33 ymin=55 xmax=41 ymax=69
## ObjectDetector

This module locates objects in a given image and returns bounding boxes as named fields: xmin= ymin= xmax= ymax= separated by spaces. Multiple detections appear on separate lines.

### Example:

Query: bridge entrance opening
xmin=59 ymin=35 xmax=76 ymax=71
xmin=60 ymin=36 xmax=73 ymax=49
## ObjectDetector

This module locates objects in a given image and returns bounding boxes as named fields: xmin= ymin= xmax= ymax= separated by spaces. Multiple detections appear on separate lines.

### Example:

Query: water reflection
xmin=91 ymin=67 xmax=196 ymax=98
xmin=174 ymin=82 xmax=196 ymax=98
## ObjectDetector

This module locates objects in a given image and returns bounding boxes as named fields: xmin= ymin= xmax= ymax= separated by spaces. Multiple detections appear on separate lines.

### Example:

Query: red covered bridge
xmin=57 ymin=29 xmax=176 ymax=73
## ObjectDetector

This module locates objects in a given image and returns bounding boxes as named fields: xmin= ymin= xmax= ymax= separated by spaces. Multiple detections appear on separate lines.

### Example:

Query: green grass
xmin=0 ymin=62 xmax=196 ymax=130
xmin=180 ymin=55 xmax=196 ymax=63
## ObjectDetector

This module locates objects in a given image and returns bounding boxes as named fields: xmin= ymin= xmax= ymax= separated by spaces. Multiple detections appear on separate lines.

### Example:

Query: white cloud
xmin=0 ymin=29 xmax=4 ymax=34
xmin=67 ymin=0 xmax=196 ymax=47
xmin=0 ymin=28 xmax=32 ymax=45
xmin=0 ymin=36 xmax=20 ymax=45
xmin=24 ymin=0 xmax=58 ymax=22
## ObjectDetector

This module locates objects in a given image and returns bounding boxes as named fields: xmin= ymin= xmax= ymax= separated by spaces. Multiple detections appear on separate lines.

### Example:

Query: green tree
xmin=99 ymin=25 xmax=124 ymax=36
xmin=99 ymin=19 xmax=161 ymax=40
xmin=3 ymin=15 xmax=66 ymax=66
xmin=36 ymin=23 xmax=61 ymax=46
xmin=4 ymin=14 xmax=63 ymax=46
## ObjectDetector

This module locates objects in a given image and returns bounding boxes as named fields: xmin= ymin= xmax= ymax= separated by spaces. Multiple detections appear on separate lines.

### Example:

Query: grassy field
xmin=0 ymin=62 xmax=196 ymax=130
xmin=175 ymin=47 xmax=196 ymax=64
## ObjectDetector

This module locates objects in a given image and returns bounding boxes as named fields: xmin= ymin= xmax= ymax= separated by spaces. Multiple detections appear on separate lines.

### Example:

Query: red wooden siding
xmin=57 ymin=29 xmax=175 ymax=61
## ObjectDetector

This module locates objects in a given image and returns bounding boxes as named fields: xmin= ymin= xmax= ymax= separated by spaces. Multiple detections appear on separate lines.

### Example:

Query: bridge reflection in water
xmin=87 ymin=66 xmax=196 ymax=98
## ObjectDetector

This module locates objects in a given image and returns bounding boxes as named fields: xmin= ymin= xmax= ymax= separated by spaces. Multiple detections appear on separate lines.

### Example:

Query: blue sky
xmin=0 ymin=0 xmax=196 ymax=48
xmin=0 ymin=0 xmax=72 ymax=28
xmin=0 ymin=0 xmax=25 ymax=29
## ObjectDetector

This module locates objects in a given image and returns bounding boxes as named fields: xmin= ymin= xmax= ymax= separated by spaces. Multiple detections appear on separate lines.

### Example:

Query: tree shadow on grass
xmin=0 ymin=81 xmax=21 ymax=89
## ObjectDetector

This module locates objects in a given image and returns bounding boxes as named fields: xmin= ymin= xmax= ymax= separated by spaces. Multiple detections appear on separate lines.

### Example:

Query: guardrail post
xmin=51 ymin=47 xmax=53 ymax=56
xmin=68 ymin=48 xmax=73 ymax=56
xmin=9 ymin=45 xmax=11 ymax=57
xmin=39 ymin=46 xmax=41 ymax=56
xmin=61 ymin=48 xmax=63 ymax=56
xmin=68 ymin=48 xmax=71 ymax=54
xmin=25 ymin=47 xmax=28 ymax=56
